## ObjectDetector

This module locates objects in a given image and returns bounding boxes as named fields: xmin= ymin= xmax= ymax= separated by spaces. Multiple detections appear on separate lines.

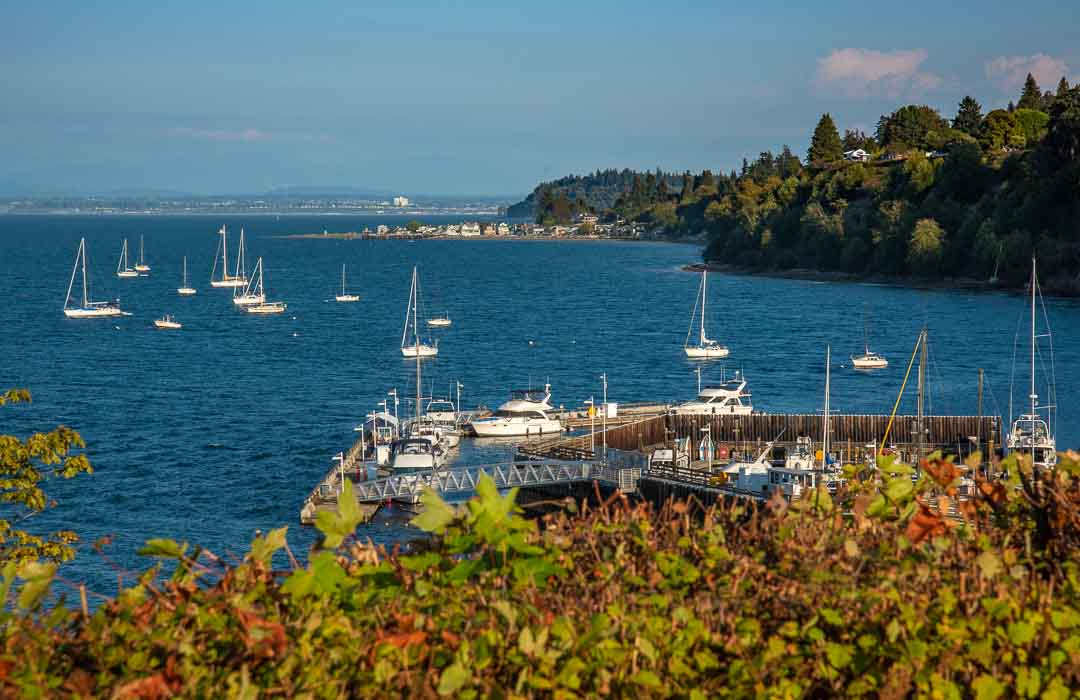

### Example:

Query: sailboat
xmin=427 ymin=313 xmax=452 ymax=328
xmin=683 ymin=270 xmax=729 ymax=358
xmin=1006 ymin=257 xmax=1057 ymax=469
xmin=851 ymin=314 xmax=888 ymax=369
xmin=335 ymin=264 xmax=360 ymax=302
xmin=64 ymin=238 xmax=127 ymax=318
xmin=233 ymin=257 xmax=267 ymax=306
xmin=134 ymin=235 xmax=151 ymax=272
xmin=401 ymin=266 xmax=438 ymax=357
xmin=116 ymin=239 xmax=138 ymax=278
xmin=210 ymin=225 xmax=248 ymax=288
xmin=243 ymin=257 xmax=287 ymax=314
xmin=177 ymin=256 xmax=197 ymax=296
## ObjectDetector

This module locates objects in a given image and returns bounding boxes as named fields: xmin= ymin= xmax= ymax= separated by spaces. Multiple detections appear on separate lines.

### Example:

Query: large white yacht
xmin=469 ymin=384 xmax=564 ymax=437
xmin=673 ymin=373 xmax=753 ymax=416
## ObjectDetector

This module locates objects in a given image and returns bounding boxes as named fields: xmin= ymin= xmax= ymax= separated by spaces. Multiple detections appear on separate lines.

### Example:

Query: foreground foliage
xmin=4 ymin=451 xmax=1080 ymax=698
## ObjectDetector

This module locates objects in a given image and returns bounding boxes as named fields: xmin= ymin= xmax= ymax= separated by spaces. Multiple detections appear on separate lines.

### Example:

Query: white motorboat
xmin=116 ymin=239 xmax=138 ymax=278
xmin=1007 ymin=258 xmax=1057 ymax=469
xmin=424 ymin=398 xmax=459 ymax=424
xmin=245 ymin=302 xmax=287 ymax=315
xmin=411 ymin=420 xmax=460 ymax=450
xmin=153 ymin=314 xmax=181 ymax=330
xmin=177 ymin=256 xmax=197 ymax=296
xmin=335 ymin=264 xmax=360 ymax=302
xmin=401 ymin=266 xmax=439 ymax=357
xmin=427 ymin=314 xmax=452 ymax=328
xmin=210 ymin=225 xmax=248 ymax=288
xmin=64 ymin=238 xmax=128 ymax=318
xmin=233 ymin=257 xmax=267 ymax=306
xmin=684 ymin=270 xmax=729 ymax=358
xmin=387 ymin=437 xmax=447 ymax=505
xmin=134 ymin=235 xmax=151 ymax=272
xmin=470 ymin=384 xmax=564 ymax=437
xmin=851 ymin=347 xmax=889 ymax=370
xmin=673 ymin=373 xmax=753 ymax=416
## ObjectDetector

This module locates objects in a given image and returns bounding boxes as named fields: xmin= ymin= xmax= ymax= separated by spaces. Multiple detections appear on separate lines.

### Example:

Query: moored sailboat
xmin=153 ymin=314 xmax=181 ymax=329
xmin=335 ymin=264 xmax=360 ymax=302
xmin=242 ymin=257 xmax=287 ymax=314
xmin=683 ymin=270 xmax=729 ymax=358
xmin=116 ymin=239 xmax=138 ymax=278
xmin=1006 ymin=257 xmax=1057 ymax=469
xmin=401 ymin=266 xmax=438 ymax=357
xmin=64 ymin=238 xmax=127 ymax=318
xmin=177 ymin=256 xmax=197 ymax=296
xmin=210 ymin=226 xmax=248 ymax=288
xmin=233 ymin=257 xmax=267 ymax=306
xmin=134 ymin=235 xmax=151 ymax=272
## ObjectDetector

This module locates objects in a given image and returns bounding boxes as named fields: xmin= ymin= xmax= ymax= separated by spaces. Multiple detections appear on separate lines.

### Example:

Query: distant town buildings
xmin=392 ymin=196 xmax=410 ymax=207
xmin=460 ymin=222 xmax=481 ymax=237
xmin=352 ymin=218 xmax=646 ymax=241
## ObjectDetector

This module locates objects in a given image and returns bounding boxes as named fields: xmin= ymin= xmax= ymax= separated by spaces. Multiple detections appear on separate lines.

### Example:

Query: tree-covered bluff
xmin=511 ymin=75 xmax=1080 ymax=292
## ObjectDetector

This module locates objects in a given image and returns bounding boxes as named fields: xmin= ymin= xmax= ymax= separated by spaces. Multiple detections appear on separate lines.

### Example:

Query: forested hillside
xmin=507 ymin=169 xmax=682 ymax=222
xmin=514 ymin=74 xmax=1080 ymax=291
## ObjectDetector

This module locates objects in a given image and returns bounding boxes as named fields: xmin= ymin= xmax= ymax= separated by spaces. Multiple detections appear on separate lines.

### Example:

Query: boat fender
xmin=718 ymin=445 xmax=730 ymax=459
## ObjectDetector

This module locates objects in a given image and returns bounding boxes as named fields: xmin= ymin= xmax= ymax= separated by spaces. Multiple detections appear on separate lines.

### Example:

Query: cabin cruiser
xmin=424 ymin=398 xmax=459 ymax=425
xmin=411 ymin=419 xmax=460 ymax=450
xmin=673 ymin=374 xmax=753 ymax=416
xmin=469 ymin=384 xmax=564 ymax=437
xmin=387 ymin=437 xmax=446 ymax=506
xmin=851 ymin=346 xmax=888 ymax=370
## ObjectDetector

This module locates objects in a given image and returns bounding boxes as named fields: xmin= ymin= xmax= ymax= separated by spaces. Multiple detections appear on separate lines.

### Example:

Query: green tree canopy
xmin=952 ymin=96 xmax=984 ymax=136
xmin=841 ymin=129 xmax=876 ymax=152
xmin=1018 ymin=72 xmax=1043 ymax=110
xmin=876 ymin=105 xmax=949 ymax=151
xmin=1013 ymin=109 xmax=1050 ymax=145
xmin=808 ymin=113 xmax=842 ymax=165
xmin=907 ymin=217 xmax=945 ymax=272
xmin=980 ymin=109 xmax=1026 ymax=151
xmin=1057 ymin=77 xmax=1071 ymax=98
xmin=1043 ymin=85 xmax=1080 ymax=168
xmin=0 ymin=390 xmax=92 ymax=564
xmin=405 ymin=220 xmax=422 ymax=233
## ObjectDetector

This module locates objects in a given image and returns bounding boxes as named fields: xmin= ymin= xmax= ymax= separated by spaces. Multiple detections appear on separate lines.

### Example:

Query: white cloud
xmin=816 ymin=48 xmax=942 ymax=98
xmin=171 ymin=127 xmax=334 ymax=144
xmin=985 ymin=54 xmax=1070 ymax=91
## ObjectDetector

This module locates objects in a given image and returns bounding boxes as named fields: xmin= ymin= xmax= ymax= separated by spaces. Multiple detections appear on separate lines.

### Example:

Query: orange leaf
xmin=116 ymin=674 xmax=172 ymax=700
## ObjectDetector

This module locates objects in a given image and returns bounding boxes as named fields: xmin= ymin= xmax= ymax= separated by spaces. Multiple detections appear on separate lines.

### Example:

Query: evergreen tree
xmin=1018 ymin=73 xmax=1042 ymax=110
xmin=1007 ymin=101 xmax=1016 ymax=112
xmin=1057 ymin=77 xmax=1071 ymax=98
xmin=808 ymin=113 xmax=843 ymax=165
xmin=679 ymin=172 xmax=693 ymax=201
xmin=952 ymin=96 xmax=984 ymax=136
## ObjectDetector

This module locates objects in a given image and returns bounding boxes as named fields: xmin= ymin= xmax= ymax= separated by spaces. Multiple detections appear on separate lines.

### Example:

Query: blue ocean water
xmin=2 ymin=214 xmax=1078 ymax=595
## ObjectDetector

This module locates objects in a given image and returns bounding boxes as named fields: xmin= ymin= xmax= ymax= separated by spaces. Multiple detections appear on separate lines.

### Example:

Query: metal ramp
xmin=350 ymin=461 xmax=641 ymax=504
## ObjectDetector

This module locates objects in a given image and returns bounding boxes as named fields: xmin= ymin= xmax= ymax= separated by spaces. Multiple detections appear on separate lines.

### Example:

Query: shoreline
xmin=686 ymin=262 xmax=1080 ymax=298
xmin=275 ymin=232 xmax=698 ymax=244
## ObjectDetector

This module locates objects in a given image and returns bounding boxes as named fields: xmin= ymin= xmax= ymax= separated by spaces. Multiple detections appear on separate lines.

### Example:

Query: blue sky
xmin=2 ymin=0 xmax=1077 ymax=196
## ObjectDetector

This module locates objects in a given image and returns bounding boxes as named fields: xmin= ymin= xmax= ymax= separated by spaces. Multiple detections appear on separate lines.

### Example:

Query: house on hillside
xmin=843 ymin=149 xmax=871 ymax=162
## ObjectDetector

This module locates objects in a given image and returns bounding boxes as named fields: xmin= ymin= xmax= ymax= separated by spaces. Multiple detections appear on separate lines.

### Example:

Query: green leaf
xmin=16 ymin=561 xmax=56 ymax=610
xmin=137 ymin=538 xmax=188 ymax=558
xmin=437 ymin=663 xmax=470 ymax=696
xmin=885 ymin=476 xmax=913 ymax=503
xmin=412 ymin=488 xmax=456 ymax=534
xmin=1008 ymin=621 xmax=1037 ymax=646
xmin=972 ymin=674 xmax=1005 ymax=700
xmin=977 ymin=551 xmax=1002 ymax=579
xmin=315 ymin=480 xmax=365 ymax=549
xmin=249 ymin=526 xmax=288 ymax=566
xmin=629 ymin=671 xmax=661 ymax=688
xmin=825 ymin=642 xmax=853 ymax=669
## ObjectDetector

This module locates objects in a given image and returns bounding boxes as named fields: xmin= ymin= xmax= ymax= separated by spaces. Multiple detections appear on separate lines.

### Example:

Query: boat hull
xmin=685 ymin=345 xmax=730 ymax=359
xmin=64 ymin=307 xmax=126 ymax=319
xmin=245 ymin=303 xmax=287 ymax=314
xmin=210 ymin=278 xmax=247 ymax=288
xmin=851 ymin=357 xmax=888 ymax=369
xmin=134 ymin=265 xmax=151 ymax=272
xmin=335 ymin=295 xmax=360 ymax=302
xmin=427 ymin=319 xmax=452 ymax=327
xmin=116 ymin=271 xmax=139 ymax=279
xmin=232 ymin=294 xmax=266 ymax=306
xmin=177 ymin=288 xmax=197 ymax=296
xmin=470 ymin=418 xmax=563 ymax=438
xmin=154 ymin=320 xmax=181 ymax=329
xmin=401 ymin=345 xmax=439 ymax=358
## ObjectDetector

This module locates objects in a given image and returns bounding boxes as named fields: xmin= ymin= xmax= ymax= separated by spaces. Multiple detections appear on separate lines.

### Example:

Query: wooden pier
xmin=299 ymin=436 xmax=380 ymax=525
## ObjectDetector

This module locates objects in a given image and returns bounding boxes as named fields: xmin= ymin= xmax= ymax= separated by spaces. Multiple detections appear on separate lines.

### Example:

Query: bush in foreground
xmin=3 ymin=452 xmax=1080 ymax=698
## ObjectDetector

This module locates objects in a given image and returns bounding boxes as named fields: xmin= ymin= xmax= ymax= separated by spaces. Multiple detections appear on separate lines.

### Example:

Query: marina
xmin=7 ymin=214 xmax=1077 ymax=593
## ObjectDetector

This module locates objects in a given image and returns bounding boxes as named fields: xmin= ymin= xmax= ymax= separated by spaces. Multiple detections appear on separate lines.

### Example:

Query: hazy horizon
xmin=4 ymin=1 xmax=1078 ymax=196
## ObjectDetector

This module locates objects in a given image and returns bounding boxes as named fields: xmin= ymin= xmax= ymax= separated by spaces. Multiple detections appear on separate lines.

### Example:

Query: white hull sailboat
xmin=134 ymin=235 xmax=151 ymax=272
xmin=1006 ymin=257 xmax=1057 ymax=469
xmin=427 ymin=314 xmax=452 ymax=328
xmin=64 ymin=238 xmax=127 ymax=318
xmin=242 ymin=257 xmax=287 ymax=314
xmin=401 ymin=266 xmax=438 ymax=358
xmin=116 ymin=239 xmax=138 ymax=278
xmin=335 ymin=264 xmax=360 ymax=302
xmin=210 ymin=226 xmax=248 ymax=288
xmin=233 ymin=257 xmax=267 ymax=306
xmin=177 ymin=256 xmax=197 ymax=296
xmin=154 ymin=314 xmax=181 ymax=329
xmin=851 ymin=345 xmax=888 ymax=370
xmin=684 ymin=270 xmax=729 ymax=358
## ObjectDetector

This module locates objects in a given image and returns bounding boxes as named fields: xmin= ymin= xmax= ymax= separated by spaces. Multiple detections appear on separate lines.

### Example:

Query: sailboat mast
xmin=700 ymin=271 xmax=707 ymax=344
xmin=183 ymin=256 xmax=187 ymax=285
xmin=413 ymin=267 xmax=422 ymax=420
xmin=342 ymin=264 xmax=346 ymax=295
xmin=235 ymin=229 xmax=246 ymax=279
xmin=222 ymin=227 xmax=229 ymax=280
xmin=823 ymin=345 xmax=830 ymax=465
xmin=1030 ymin=256 xmax=1037 ymax=421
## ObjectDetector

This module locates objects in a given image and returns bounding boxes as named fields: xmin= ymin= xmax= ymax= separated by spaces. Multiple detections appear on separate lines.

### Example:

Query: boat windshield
xmin=494 ymin=409 xmax=548 ymax=419
xmin=510 ymin=389 xmax=547 ymax=402
xmin=393 ymin=439 xmax=432 ymax=455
